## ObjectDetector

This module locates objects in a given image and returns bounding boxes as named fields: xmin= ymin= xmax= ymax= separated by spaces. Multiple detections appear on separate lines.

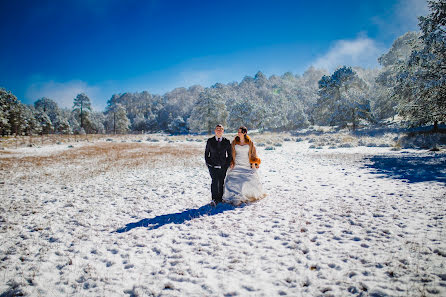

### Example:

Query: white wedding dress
xmin=222 ymin=144 xmax=266 ymax=205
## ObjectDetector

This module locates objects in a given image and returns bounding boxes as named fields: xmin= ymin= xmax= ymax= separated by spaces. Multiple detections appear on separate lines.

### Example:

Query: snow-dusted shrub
xmin=339 ymin=143 xmax=355 ymax=148
xmin=265 ymin=146 xmax=275 ymax=150
xmin=398 ymin=133 xmax=446 ymax=149
xmin=296 ymin=138 xmax=304 ymax=142
xmin=257 ymin=143 xmax=266 ymax=147
xmin=274 ymin=143 xmax=283 ymax=147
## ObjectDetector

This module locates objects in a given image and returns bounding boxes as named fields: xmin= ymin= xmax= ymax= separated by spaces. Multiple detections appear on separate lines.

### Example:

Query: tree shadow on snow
xmin=364 ymin=153 xmax=446 ymax=184
xmin=114 ymin=203 xmax=239 ymax=233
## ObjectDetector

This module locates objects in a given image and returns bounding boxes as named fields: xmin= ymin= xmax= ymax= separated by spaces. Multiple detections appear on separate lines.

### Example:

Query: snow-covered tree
xmin=261 ymin=94 xmax=289 ymax=131
xmin=0 ymin=88 xmax=13 ymax=135
xmin=315 ymin=66 xmax=371 ymax=129
xmin=227 ymin=97 xmax=260 ymax=130
xmin=376 ymin=32 xmax=422 ymax=121
xmin=105 ymin=103 xmax=129 ymax=134
xmin=89 ymin=112 xmax=105 ymax=134
xmin=55 ymin=116 xmax=72 ymax=134
xmin=188 ymin=88 xmax=228 ymax=134
xmin=20 ymin=105 xmax=40 ymax=135
xmin=34 ymin=97 xmax=60 ymax=130
xmin=0 ymin=88 xmax=28 ymax=135
xmin=285 ymin=97 xmax=310 ymax=130
xmin=35 ymin=110 xmax=53 ymax=134
xmin=168 ymin=116 xmax=189 ymax=134
xmin=131 ymin=113 xmax=147 ymax=132
xmin=72 ymin=93 xmax=92 ymax=133
xmin=395 ymin=0 xmax=446 ymax=130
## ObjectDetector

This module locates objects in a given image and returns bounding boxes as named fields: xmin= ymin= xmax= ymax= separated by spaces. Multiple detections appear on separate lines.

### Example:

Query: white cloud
xmin=311 ymin=36 xmax=384 ymax=72
xmin=395 ymin=0 xmax=429 ymax=30
xmin=26 ymin=80 xmax=105 ymax=111
xmin=372 ymin=0 xmax=429 ymax=38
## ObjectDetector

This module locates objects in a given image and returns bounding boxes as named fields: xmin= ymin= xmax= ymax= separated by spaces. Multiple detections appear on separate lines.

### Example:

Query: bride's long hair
xmin=231 ymin=126 xmax=261 ymax=167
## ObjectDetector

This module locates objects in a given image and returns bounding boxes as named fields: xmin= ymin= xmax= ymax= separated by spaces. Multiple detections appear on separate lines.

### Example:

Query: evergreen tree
xmin=89 ymin=112 xmax=106 ymax=134
xmin=131 ymin=113 xmax=147 ymax=132
xmin=34 ymin=97 xmax=60 ymax=131
xmin=395 ymin=0 xmax=446 ymax=130
xmin=188 ymin=88 xmax=228 ymax=134
xmin=56 ymin=117 xmax=72 ymax=134
xmin=0 ymin=88 xmax=27 ymax=135
xmin=72 ymin=93 xmax=92 ymax=133
xmin=168 ymin=116 xmax=189 ymax=134
xmin=0 ymin=88 xmax=13 ymax=135
xmin=227 ymin=97 xmax=258 ymax=130
xmin=22 ymin=105 xmax=41 ymax=135
xmin=106 ymin=103 xmax=129 ymax=134
xmin=315 ymin=66 xmax=371 ymax=130
xmin=376 ymin=32 xmax=422 ymax=121
xmin=35 ymin=110 xmax=53 ymax=134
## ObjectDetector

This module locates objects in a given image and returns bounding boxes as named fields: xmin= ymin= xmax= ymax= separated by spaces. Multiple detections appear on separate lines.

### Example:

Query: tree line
xmin=1 ymin=0 xmax=444 ymax=136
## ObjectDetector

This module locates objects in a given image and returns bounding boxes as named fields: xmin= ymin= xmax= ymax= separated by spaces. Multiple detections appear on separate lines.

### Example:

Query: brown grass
xmin=0 ymin=142 xmax=202 ymax=183
xmin=0 ymin=134 xmax=109 ymax=149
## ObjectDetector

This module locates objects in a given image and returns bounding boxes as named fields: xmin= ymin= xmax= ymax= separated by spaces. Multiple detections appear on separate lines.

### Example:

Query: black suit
xmin=205 ymin=136 xmax=232 ymax=203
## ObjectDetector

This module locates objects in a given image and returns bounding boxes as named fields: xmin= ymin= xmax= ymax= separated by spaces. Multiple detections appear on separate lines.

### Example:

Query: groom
xmin=205 ymin=124 xmax=232 ymax=205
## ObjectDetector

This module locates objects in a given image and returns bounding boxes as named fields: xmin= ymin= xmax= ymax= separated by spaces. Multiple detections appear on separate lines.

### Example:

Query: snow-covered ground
xmin=1 ymin=135 xmax=445 ymax=296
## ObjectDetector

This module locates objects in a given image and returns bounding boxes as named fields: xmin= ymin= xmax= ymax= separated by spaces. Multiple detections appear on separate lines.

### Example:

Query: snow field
xmin=0 ymin=137 xmax=445 ymax=296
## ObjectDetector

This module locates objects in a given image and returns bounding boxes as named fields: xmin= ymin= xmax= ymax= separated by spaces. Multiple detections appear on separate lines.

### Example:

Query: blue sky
xmin=0 ymin=0 xmax=428 ymax=110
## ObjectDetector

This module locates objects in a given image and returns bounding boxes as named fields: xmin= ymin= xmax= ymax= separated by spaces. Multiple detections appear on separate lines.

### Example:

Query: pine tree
xmin=227 ymin=97 xmax=257 ymax=130
xmin=376 ymin=32 xmax=422 ymax=121
xmin=106 ymin=103 xmax=129 ymax=134
xmin=0 ymin=88 xmax=27 ymax=136
xmin=315 ymin=66 xmax=370 ymax=130
xmin=34 ymin=97 xmax=60 ymax=129
xmin=35 ymin=110 xmax=53 ymax=135
xmin=168 ymin=116 xmax=189 ymax=134
xmin=395 ymin=0 xmax=446 ymax=130
xmin=188 ymin=88 xmax=228 ymax=134
xmin=72 ymin=93 xmax=92 ymax=133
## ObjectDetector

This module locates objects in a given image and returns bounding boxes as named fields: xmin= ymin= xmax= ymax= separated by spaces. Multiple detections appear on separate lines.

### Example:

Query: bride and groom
xmin=205 ymin=124 xmax=266 ymax=206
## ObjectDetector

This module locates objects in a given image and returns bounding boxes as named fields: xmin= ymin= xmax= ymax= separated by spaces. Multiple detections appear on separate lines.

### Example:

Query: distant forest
xmin=1 ymin=1 xmax=445 ymax=135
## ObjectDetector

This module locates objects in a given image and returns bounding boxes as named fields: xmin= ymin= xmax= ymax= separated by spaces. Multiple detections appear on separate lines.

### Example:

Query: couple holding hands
xmin=205 ymin=124 xmax=266 ymax=206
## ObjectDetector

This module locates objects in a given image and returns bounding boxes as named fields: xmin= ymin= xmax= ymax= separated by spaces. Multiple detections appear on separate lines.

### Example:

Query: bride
xmin=222 ymin=126 xmax=266 ymax=205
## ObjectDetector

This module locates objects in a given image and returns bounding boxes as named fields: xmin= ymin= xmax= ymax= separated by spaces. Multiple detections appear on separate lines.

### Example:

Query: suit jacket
xmin=205 ymin=136 xmax=232 ymax=169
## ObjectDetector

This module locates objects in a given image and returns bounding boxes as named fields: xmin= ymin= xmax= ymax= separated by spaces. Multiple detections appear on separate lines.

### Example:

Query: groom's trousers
xmin=208 ymin=166 xmax=227 ymax=203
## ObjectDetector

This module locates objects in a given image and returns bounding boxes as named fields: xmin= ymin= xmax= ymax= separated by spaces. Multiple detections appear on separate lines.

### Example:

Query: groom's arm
xmin=205 ymin=139 xmax=212 ymax=167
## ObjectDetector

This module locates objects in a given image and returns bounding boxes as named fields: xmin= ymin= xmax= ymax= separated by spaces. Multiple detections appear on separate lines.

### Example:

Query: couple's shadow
xmin=115 ymin=203 xmax=239 ymax=233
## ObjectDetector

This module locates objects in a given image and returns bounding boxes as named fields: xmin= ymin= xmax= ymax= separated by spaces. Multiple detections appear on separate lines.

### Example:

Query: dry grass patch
xmin=0 ymin=142 xmax=202 ymax=183
xmin=0 ymin=134 xmax=109 ymax=149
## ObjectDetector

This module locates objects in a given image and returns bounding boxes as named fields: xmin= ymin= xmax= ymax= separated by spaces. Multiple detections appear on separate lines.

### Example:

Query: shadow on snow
xmin=114 ymin=203 xmax=239 ymax=233
xmin=364 ymin=153 xmax=446 ymax=184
